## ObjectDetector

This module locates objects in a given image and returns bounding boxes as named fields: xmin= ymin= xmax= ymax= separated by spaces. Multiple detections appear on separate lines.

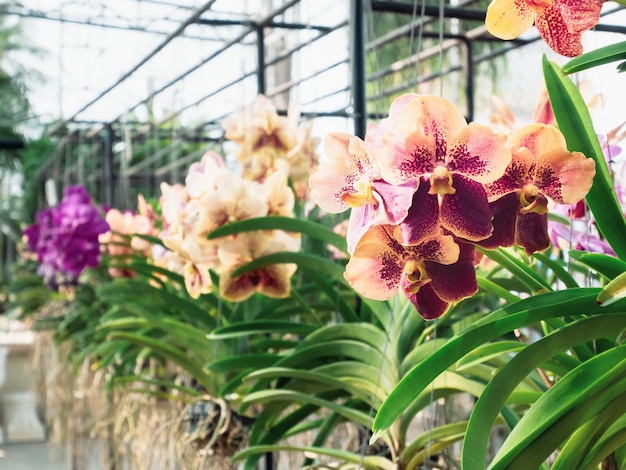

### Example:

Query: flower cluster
xmin=99 ymin=194 xmax=158 ymax=278
xmin=491 ymin=88 xmax=625 ymax=257
xmin=485 ymin=0 xmax=606 ymax=57
xmin=23 ymin=185 xmax=109 ymax=289
xmin=156 ymin=151 xmax=300 ymax=301
xmin=309 ymin=94 xmax=596 ymax=319
xmin=222 ymin=94 xmax=320 ymax=198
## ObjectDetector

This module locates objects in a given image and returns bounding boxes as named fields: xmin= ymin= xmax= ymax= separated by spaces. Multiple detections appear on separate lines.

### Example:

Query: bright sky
xmin=11 ymin=0 xmax=351 ymax=137
xmin=7 ymin=1 xmax=626 ymax=147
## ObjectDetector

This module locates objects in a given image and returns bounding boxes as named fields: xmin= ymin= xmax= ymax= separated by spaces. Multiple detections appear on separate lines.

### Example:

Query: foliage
xmin=7 ymin=5 xmax=626 ymax=470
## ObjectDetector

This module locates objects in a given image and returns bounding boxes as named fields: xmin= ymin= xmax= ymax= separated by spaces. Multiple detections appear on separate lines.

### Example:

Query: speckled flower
xmin=217 ymin=231 xmax=298 ymax=302
xmin=23 ymin=185 xmax=109 ymax=289
xmin=480 ymin=123 xmax=596 ymax=255
xmin=486 ymin=0 xmax=605 ymax=57
xmin=309 ymin=132 xmax=416 ymax=252
xmin=378 ymin=94 xmax=510 ymax=244
xmin=344 ymin=225 xmax=478 ymax=320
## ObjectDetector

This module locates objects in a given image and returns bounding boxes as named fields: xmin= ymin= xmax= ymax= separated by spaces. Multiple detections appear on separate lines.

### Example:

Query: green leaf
xmin=568 ymin=250 xmax=626 ymax=280
xmin=553 ymin=397 xmax=626 ymax=469
xmin=464 ymin=315 xmax=626 ymax=469
xmin=499 ymin=377 xmax=626 ymax=470
xmin=244 ymin=367 xmax=385 ymax=405
xmin=231 ymin=251 xmax=349 ymax=287
xmin=477 ymin=276 xmax=521 ymax=303
xmin=234 ymin=444 xmax=394 ymax=470
xmin=489 ymin=345 xmax=626 ymax=469
xmin=532 ymin=252 xmax=579 ymax=288
xmin=372 ymin=288 xmax=612 ymax=437
xmin=206 ymin=353 xmax=279 ymax=373
xmin=543 ymin=57 xmax=626 ymax=260
xmin=207 ymin=320 xmax=317 ymax=339
xmin=561 ymin=41 xmax=626 ymax=74
xmin=478 ymin=247 xmax=551 ymax=292
xmin=241 ymin=389 xmax=373 ymax=428
xmin=207 ymin=216 xmax=348 ymax=254
xmin=455 ymin=341 xmax=525 ymax=372
xmin=106 ymin=331 xmax=213 ymax=392
xmin=597 ymin=271 xmax=626 ymax=307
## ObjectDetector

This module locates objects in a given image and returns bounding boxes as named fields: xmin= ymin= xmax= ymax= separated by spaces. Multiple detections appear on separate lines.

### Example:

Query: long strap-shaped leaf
xmin=234 ymin=444 xmax=394 ymax=470
xmin=463 ymin=316 xmax=626 ymax=469
xmin=207 ymin=216 xmax=348 ymax=255
xmin=487 ymin=344 xmax=626 ymax=469
xmin=543 ymin=56 xmax=626 ymax=260
xmin=553 ymin=396 xmax=626 ymax=469
xmin=371 ymin=288 xmax=614 ymax=437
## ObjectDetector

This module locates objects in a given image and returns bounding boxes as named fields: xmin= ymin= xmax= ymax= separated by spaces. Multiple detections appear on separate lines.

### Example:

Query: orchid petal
xmin=485 ymin=145 xmax=535 ymax=201
xmin=425 ymin=241 xmax=478 ymax=302
xmin=400 ymin=179 xmax=441 ymax=246
xmin=379 ymin=95 xmax=467 ymax=184
xmin=184 ymin=262 xmax=213 ymax=299
xmin=557 ymin=0 xmax=604 ymax=34
xmin=515 ymin=211 xmax=551 ymax=255
xmin=478 ymin=192 xmax=521 ymax=250
xmin=440 ymin=175 xmax=493 ymax=241
xmin=535 ymin=3 xmax=584 ymax=57
xmin=448 ymin=122 xmax=510 ymax=184
xmin=219 ymin=265 xmax=256 ymax=302
xmin=309 ymin=133 xmax=379 ymax=213
xmin=534 ymin=148 xmax=596 ymax=204
xmin=486 ymin=0 xmax=535 ymax=40
xmin=344 ymin=225 xmax=404 ymax=300
xmin=346 ymin=204 xmax=376 ymax=254
xmin=255 ymin=263 xmax=296 ymax=299
xmin=372 ymin=179 xmax=417 ymax=225
xmin=509 ymin=123 xmax=559 ymax=158
xmin=404 ymin=282 xmax=450 ymax=320
xmin=379 ymin=125 xmax=436 ymax=185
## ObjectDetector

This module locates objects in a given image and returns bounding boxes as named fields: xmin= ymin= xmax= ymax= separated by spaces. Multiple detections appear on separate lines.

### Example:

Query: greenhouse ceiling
xmin=4 ymin=0 xmax=625 ymax=136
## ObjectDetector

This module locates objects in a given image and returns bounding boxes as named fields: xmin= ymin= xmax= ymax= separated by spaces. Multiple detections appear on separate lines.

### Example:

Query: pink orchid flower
xmin=344 ymin=225 xmax=478 ymax=320
xmin=481 ymin=123 xmax=596 ymax=255
xmin=309 ymin=132 xmax=416 ymax=252
xmin=486 ymin=0 xmax=606 ymax=57
xmin=378 ymin=94 xmax=510 ymax=244
xmin=217 ymin=231 xmax=298 ymax=302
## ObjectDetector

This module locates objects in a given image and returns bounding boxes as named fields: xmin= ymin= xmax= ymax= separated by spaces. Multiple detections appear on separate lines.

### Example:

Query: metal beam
xmin=47 ymin=0 xmax=220 ymax=136
xmin=351 ymin=0 xmax=367 ymax=139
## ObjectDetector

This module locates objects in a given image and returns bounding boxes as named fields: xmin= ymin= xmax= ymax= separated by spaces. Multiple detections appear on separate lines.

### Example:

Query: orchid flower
xmin=344 ymin=225 xmax=478 ymax=319
xmin=481 ymin=123 xmax=596 ymax=255
xmin=217 ymin=231 xmax=298 ymax=302
xmin=309 ymin=132 xmax=416 ymax=252
xmin=223 ymin=95 xmax=319 ymax=197
xmin=24 ymin=185 xmax=109 ymax=289
xmin=485 ymin=0 xmax=606 ymax=57
xmin=378 ymin=94 xmax=510 ymax=244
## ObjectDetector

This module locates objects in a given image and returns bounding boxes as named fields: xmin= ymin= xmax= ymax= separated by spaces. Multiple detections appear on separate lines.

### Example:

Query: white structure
xmin=0 ymin=321 xmax=46 ymax=443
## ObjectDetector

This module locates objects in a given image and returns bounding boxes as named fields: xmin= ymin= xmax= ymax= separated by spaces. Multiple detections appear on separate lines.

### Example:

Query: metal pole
xmin=257 ymin=26 xmax=266 ymax=95
xmin=350 ymin=0 xmax=367 ymax=139
xmin=102 ymin=124 xmax=114 ymax=207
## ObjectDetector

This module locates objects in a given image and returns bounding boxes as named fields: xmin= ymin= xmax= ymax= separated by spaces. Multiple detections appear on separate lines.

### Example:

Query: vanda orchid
xmin=310 ymin=93 xmax=598 ymax=319
xmin=480 ymin=123 xmax=596 ymax=255
xmin=310 ymin=93 xmax=510 ymax=318
xmin=158 ymin=150 xmax=300 ymax=301
xmin=485 ymin=0 xmax=606 ymax=57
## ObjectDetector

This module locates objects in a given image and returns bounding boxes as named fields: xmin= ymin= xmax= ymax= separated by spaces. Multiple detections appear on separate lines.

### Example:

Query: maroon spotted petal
xmin=372 ymin=179 xmax=418 ymax=225
xmin=477 ymin=192 xmax=520 ymax=250
xmin=403 ymin=282 xmax=450 ymax=320
xmin=424 ymin=241 xmax=478 ymax=302
xmin=400 ymin=178 xmax=441 ymax=245
xmin=515 ymin=211 xmax=551 ymax=255
xmin=440 ymin=174 xmax=493 ymax=241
